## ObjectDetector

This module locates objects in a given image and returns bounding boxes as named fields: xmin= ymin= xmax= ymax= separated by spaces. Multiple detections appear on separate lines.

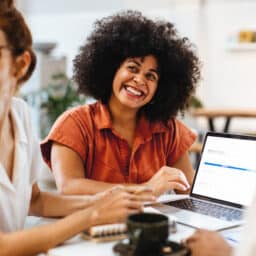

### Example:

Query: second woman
xmin=41 ymin=10 xmax=201 ymax=196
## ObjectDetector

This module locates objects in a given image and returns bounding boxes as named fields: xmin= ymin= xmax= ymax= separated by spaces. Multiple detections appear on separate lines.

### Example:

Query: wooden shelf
xmin=226 ymin=42 xmax=256 ymax=51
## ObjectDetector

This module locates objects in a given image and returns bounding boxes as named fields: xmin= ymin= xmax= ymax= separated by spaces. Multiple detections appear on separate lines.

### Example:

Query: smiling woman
xmin=41 ymin=10 xmax=201 ymax=197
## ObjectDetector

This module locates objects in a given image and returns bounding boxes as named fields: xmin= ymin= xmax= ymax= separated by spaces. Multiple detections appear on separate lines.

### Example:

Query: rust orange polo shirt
xmin=41 ymin=101 xmax=196 ymax=183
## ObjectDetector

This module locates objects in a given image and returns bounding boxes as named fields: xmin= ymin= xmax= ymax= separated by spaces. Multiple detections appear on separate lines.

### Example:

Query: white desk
xmin=25 ymin=214 xmax=240 ymax=256
xmin=43 ymin=221 xmax=196 ymax=256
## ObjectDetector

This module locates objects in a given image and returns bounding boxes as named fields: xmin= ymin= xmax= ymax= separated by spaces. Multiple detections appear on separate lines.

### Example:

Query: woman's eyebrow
xmin=127 ymin=58 xmax=141 ymax=66
xmin=149 ymin=68 xmax=159 ymax=75
xmin=127 ymin=58 xmax=159 ymax=76
xmin=148 ymin=69 xmax=160 ymax=79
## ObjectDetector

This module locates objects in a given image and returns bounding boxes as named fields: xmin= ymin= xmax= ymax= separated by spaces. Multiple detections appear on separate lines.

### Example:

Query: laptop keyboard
xmin=167 ymin=198 xmax=242 ymax=221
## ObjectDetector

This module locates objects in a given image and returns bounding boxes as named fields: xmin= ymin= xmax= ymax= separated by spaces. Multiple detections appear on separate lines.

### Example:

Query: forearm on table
xmin=57 ymin=177 xmax=121 ymax=195
xmin=0 ymin=208 xmax=96 ymax=256
xmin=57 ymin=177 xmax=142 ymax=196
xmin=30 ymin=190 xmax=97 ymax=217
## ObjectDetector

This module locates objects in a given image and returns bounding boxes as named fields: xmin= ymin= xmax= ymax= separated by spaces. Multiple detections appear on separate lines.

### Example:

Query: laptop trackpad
xmin=154 ymin=204 xmax=238 ymax=231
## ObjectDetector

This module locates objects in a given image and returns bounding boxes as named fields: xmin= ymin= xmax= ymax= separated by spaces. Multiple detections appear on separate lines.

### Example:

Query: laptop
xmin=154 ymin=132 xmax=256 ymax=230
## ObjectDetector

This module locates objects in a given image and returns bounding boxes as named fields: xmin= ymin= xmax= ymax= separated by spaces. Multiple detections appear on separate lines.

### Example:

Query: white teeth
xmin=125 ymin=86 xmax=143 ymax=96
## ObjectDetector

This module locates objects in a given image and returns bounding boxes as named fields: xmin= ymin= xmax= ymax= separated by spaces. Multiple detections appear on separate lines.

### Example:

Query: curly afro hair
xmin=73 ymin=10 xmax=201 ymax=122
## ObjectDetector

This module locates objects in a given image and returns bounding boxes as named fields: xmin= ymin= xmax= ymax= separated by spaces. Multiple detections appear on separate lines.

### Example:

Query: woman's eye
xmin=127 ymin=66 xmax=138 ymax=72
xmin=146 ymin=73 xmax=157 ymax=81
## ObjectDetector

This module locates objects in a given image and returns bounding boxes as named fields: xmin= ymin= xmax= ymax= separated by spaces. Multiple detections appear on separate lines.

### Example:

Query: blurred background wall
xmin=16 ymin=0 xmax=256 ymax=133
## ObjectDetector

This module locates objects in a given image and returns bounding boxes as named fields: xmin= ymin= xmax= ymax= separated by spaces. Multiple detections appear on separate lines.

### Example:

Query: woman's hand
xmin=186 ymin=229 xmax=233 ymax=256
xmin=89 ymin=186 xmax=155 ymax=225
xmin=144 ymin=166 xmax=190 ymax=196
xmin=91 ymin=185 xmax=155 ymax=202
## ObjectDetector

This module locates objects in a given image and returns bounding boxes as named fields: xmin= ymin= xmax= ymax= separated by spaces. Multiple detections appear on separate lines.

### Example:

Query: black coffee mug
xmin=127 ymin=213 xmax=169 ymax=256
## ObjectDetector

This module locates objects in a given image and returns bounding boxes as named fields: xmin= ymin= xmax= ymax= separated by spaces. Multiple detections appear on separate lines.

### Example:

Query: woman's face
xmin=110 ymin=55 xmax=159 ymax=111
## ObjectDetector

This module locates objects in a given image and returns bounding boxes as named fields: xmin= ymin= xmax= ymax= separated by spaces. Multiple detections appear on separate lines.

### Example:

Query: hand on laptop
xmin=186 ymin=229 xmax=233 ymax=256
xmin=143 ymin=166 xmax=190 ymax=196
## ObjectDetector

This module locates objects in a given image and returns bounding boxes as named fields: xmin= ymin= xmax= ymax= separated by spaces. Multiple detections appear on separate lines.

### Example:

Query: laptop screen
xmin=192 ymin=133 xmax=256 ymax=207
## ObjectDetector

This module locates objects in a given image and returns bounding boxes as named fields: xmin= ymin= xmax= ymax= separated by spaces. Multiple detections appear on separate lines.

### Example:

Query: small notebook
xmin=82 ymin=223 xmax=127 ymax=242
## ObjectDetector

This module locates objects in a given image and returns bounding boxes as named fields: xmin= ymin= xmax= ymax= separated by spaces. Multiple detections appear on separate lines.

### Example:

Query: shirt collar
xmin=94 ymin=102 xmax=113 ymax=130
xmin=94 ymin=102 xmax=168 ymax=140
xmin=0 ymin=100 xmax=28 ymax=190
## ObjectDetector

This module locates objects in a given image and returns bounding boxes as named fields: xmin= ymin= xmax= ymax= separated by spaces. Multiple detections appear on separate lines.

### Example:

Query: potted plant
xmin=23 ymin=73 xmax=86 ymax=138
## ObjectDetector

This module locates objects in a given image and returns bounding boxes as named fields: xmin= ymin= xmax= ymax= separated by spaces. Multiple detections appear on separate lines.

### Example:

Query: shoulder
xmin=11 ymin=97 xmax=38 ymax=150
xmin=164 ymin=118 xmax=197 ymax=150
xmin=11 ymin=97 xmax=32 ymax=124
xmin=57 ymin=101 xmax=98 ymax=124
xmin=11 ymin=97 xmax=30 ymax=114
xmin=41 ymin=102 xmax=100 ymax=164
xmin=46 ymin=101 xmax=100 ymax=142
xmin=166 ymin=118 xmax=196 ymax=138
xmin=163 ymin=118 xmax=196 ymax=164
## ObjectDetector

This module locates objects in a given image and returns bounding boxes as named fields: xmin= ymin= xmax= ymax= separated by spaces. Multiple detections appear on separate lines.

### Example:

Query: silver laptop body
xmin=155 ymin=132 xmax=256 ymax=230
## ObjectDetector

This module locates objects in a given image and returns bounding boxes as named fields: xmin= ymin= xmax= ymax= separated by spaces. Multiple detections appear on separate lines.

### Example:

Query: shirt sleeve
xmin=167 ymin=119 xmax=197 ymax=165
xmin=40 ymin=109 xmax=89 ymax=169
